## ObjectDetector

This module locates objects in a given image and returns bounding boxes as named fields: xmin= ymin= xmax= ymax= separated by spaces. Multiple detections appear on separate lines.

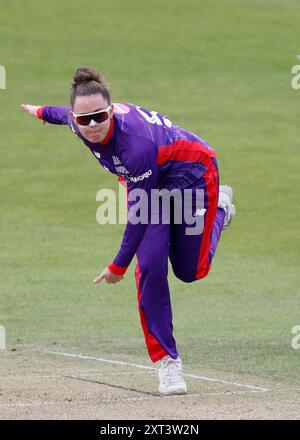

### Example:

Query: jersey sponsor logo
xmin=115 ymin=166 xmax=129 ymax=174
xmin=129 ymin=169 xmax=152 ymax=183
xmin=112 ymin=155 xmax=121 ymax=165
xmin=113 ymin=103 xmax=130 ymax=114
xmin=94 ymin=151 xmax=101 ymax=159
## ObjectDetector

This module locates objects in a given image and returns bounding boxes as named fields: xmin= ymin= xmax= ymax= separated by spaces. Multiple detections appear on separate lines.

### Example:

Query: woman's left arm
xmin=21 ymin=104 xmax=71 ymax=125
xmin=93 ymin=136 xmax=158 ymax=284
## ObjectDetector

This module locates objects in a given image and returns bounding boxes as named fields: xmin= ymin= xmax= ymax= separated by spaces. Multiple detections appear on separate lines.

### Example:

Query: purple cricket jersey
xmin=40 ymin=103 xmax=217 ymax=271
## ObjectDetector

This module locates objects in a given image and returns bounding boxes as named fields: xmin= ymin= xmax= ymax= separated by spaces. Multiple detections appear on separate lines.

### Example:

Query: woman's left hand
xmin=93 ymin=267 xmax=124 ymax=285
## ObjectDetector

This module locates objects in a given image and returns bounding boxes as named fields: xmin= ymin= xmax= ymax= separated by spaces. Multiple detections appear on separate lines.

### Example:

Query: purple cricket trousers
xmin=133 ymin=157 xmax=225 ymax=362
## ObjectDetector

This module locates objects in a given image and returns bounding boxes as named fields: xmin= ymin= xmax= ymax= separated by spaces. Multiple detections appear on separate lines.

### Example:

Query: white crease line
xmin=0 ymin=401 xmax=59 ymax=409
xmin=183 ymin=373 xmax=269 ymax=392
xmin=98 ymin=389 xmax=268 ymax=404
xmin=0 ymin=389 xmax=265 ymax=409
xmin=75 ymin=371 xmax=155 ymax=376
xmin=0 ymin=403 xmax=36 ymax=408
xmin=45 ymin=351 xmax=270 ymax=392
xmin=0 ymin=375 xmax=62 ymax=380
xmin=46 ymin=351 xmax=156 ymax=370
xmin=0 ymin=371 xmax=153 ymax=380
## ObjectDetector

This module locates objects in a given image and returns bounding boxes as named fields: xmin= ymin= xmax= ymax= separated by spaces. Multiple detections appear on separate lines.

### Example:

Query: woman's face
xmin=72 ymin=94 xmax=113 ymax=143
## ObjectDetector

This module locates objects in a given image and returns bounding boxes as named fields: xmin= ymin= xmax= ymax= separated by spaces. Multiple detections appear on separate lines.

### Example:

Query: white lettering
xmin=129 ymin=169 xmax=152 ymax=183
xmin=150 ymin=188 xmax=182 ymax=225
xmin=127 ymin=189 xmax=148 ymax=224
xmin=291 ymin=65 xmax=300 ymax=90
xmin=0 ymin=66 xmax=6 ymax=89
xmin=96 ymin=189 xmax=116 ymax=224
xmin=0 ymin=325 xmax=6 ymax=349
xmin=99 ymin=423 xmax=134 ymax=438
xmin=136 ymin=106 xmax=172 ymax=127
xmin=291 ymin=325 xmax=300 ymax=349
xmin=112 ymin=155 xmax=121 ymax=165
xmin=115 ymin=166 xmax=129 ymax=174
xmin=185 ymin=189 xmax=205 ymax=236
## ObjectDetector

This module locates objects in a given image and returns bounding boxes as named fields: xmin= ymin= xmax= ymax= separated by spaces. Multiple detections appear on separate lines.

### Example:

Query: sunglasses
xmin=72 ymin=105 xmax=111 ymax=127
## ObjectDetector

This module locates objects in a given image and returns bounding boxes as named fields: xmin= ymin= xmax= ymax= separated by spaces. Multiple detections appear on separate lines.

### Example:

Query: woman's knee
xmin=172 ymin=265 xmax=196 ymax=283
xmin=172 ymin=262 xmax=211 ymax=283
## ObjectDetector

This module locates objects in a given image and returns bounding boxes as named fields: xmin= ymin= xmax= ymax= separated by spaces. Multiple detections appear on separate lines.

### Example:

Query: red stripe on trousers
xmin=135 ymin=264 xmax=168 ymax=363
xmin=157 ymin=139 xmax=219 ymax=279
xmin=196 ymin=163 xmax=219 ymax=279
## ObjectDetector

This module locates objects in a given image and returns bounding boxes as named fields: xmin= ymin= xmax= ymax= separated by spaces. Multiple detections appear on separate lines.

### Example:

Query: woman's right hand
xmin=21 ymin=104 xmax=40 ymax=117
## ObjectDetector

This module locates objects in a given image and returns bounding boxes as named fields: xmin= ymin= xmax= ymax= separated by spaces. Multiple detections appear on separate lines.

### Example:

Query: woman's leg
xmin=135 ymin=222 xmax=179 ymax=363
xmin=169 ymin=158 xmax=225 ymax=283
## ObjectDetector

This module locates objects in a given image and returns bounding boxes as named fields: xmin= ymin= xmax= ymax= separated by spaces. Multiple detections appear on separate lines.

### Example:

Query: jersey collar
xmin=101 ymin=116 xmax=114 ymax=144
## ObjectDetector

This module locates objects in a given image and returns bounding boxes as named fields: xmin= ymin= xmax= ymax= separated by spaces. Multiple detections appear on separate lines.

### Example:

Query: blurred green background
xmin=1 ymin=0 xmax=299 ymax=383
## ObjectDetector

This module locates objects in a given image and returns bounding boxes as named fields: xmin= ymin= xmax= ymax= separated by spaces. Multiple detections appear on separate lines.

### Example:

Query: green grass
xmin=1 ymin=0 xmax=300 ymax=384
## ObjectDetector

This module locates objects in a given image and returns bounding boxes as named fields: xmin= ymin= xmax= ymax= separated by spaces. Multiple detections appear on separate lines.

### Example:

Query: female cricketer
xmin=21 ymin=66 xmax=235 ymax=395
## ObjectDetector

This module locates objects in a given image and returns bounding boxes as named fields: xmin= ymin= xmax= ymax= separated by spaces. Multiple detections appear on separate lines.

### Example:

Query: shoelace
xmin=160 ymin=358 xmax=183 ymax=383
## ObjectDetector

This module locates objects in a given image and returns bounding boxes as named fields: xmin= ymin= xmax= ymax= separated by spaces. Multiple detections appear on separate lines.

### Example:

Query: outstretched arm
xmin=21 ymin=104 xmax=71 ymax=125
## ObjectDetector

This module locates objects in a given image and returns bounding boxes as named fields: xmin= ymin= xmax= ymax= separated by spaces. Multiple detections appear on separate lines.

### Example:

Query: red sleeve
xmin=108 ymin=262 xmax=128 ymax=276
xmin=37 ymin=106 xmax=71 ymax=125
xmin=37 ymin=106 xmax=46 ymax=124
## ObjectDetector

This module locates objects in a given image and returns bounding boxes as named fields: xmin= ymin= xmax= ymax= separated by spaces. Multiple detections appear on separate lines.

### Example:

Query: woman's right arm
xmin=21 ymin=104 xmax=71 ymax=125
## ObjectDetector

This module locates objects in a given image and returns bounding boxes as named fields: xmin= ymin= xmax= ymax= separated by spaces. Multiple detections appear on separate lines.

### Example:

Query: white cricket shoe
xmin=158 ymin=355 xmax=187 ymax=395
xmin=218 ymin=184 xmax=236 ymax=230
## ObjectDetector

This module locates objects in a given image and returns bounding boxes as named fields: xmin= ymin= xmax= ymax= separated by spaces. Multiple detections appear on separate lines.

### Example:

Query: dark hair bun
xmin=72 ymin=66 xmax=109 ymax=89
xmin=70 ymin=66 xmax=111 ymax=107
